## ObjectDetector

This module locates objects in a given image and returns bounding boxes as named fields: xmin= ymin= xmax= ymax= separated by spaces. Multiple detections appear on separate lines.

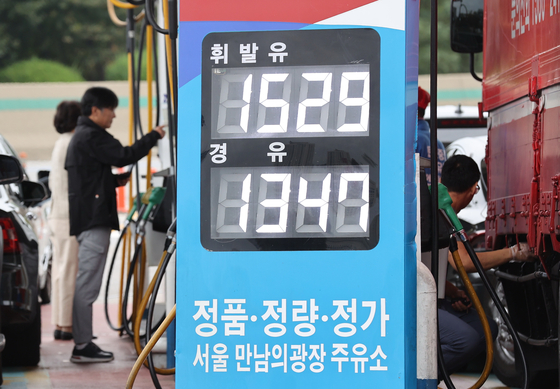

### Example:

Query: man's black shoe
xmin=70 ymin=342 xmax=114 ymax=363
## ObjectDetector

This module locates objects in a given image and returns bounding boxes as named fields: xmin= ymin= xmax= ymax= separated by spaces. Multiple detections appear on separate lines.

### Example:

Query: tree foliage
xmin=0 ymin=0 xmax=482 ymax=81
xmin=105 ymin=52 xmax=151 ymax=81
xmin=0 ymin=57 xmax=85 ymax=82
xmin=418 ymin=0 xmax=482 ymax=75
xmin=0 ymin=0 xmax=127 ymax=81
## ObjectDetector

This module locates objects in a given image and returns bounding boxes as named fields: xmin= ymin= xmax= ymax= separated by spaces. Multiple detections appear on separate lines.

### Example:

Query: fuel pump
xmin=103 ymin=2 xmax=179 ymax=381
xmin=121 ymin=187 xmax=167 ymax=339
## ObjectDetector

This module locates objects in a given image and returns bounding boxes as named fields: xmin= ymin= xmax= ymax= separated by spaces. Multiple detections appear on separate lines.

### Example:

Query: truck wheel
xmin=493 ymin=326 xmax=523 ymax=387
xmin=490 ymin=280 xmax=525 ymax=387
xmin=1 ymin=303 xmax=41 ymax=367
xmin=490 ymin=281 xmax=558 ymax=388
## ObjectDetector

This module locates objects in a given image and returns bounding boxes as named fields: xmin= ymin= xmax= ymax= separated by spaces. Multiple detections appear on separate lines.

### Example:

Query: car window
xmin=0 ymin=136 xmax=16 ymax=157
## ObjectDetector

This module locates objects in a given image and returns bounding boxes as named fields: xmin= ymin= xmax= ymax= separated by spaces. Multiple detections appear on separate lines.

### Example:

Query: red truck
xmin=451 ymin=0 xmax=560 ymax=387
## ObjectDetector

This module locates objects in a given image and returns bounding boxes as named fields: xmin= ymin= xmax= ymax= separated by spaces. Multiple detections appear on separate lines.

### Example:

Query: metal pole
xmin=429 ymin=0 xmax=439 ymax=294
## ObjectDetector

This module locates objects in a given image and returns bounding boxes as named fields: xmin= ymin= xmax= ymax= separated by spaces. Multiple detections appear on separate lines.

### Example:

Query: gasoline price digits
xmin=211 ymin=166 xmax=370 ymax=239
xmin=211 ymin=64 xmax=370 ymax=139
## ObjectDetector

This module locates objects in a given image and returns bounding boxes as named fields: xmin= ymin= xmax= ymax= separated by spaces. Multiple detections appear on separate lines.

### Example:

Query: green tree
xmin=0 ymin=58 xmax=85 ymax=82
xmin=419 ymin=0 xmax=482 ymax=75
xmin=0 ymin=0 xmax=127 ymax=80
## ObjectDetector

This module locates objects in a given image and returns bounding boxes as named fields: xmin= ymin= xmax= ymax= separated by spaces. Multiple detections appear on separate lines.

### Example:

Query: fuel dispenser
xmin=175 ymin=0 xmax=419 ymax=387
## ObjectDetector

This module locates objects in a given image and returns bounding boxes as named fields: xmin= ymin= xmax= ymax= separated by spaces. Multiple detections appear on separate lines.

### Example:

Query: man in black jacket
xmin=65 ymin=87 xmax=165 ymax=363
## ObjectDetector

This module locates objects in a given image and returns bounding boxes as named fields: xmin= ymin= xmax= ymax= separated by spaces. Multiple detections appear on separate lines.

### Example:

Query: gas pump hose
xmin=128 ymin=220 xmax=177 ymax=388
xmin=126 ymin=305 xmax=176 ymax=389
xmin=121 ymin=233 xmax=151 ymax=338
xmin=106 ymin=0 xmax=144 ymax=26
xmin=430 ymin=183 xmax=529 ymax=389
xmin=105 ymin=0 xmax=145 ymax=335
xmin=448 ymin=236 xmax=493 ymax=389
xmin=104 ymin=202 xmax=147 ymax=331
xmin=145 ymin=234 xmax=176 ymax=389
xmin=109 ymin=0 xmax=139 ymax=9
xmin=104 ymin=225 xmax=130 ymax=331
xmin=435 ymin=184 xmax=529 ymax=389
xmin=132 ymin=248 xmax=174 ymax=375
xmin=121 ymin=238 xmax=167 ymax=340
xmin=122 ymin=188 xmax=168 ymax=338
xmin=458 ymin=232 xmax=529 ymax=389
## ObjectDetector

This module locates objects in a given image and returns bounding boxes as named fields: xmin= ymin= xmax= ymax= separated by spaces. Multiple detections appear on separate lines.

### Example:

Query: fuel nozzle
xmin=135 ymin=187 xmax=168 ymax=241
xmin=432 ymin=183 xmax=468 ymax=242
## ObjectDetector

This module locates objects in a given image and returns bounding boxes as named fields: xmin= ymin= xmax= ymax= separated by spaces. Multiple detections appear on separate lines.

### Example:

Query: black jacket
xmin=65 ymin=116 xmax=161 ymax=236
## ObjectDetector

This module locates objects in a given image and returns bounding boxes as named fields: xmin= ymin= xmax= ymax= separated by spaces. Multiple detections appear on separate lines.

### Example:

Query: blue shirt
xmin=416 ymin=118 xmax=446 ymax=186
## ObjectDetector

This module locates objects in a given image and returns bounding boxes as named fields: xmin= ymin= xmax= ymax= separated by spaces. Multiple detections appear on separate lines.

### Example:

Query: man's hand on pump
xmin=114 ymin=124 xmax=166 ymax=188
xmin=153 ymin=124 xmax=167 ymax=139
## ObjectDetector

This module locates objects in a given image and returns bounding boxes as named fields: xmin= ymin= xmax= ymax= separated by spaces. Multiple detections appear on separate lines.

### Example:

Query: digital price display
xmin=201 ymin=29 xmax=380 ymax=251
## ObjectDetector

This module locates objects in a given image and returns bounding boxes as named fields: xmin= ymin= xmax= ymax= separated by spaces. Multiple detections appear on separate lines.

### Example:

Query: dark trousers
xmin=73 ymin=227 xmax=111 ymax=344
xmin=439 ymin=300 xmax=498 ymax=376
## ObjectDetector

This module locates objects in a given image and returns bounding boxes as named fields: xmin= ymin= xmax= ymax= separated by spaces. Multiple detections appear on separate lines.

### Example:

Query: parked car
xmin=425 ymin=104 xmax=488 ymax=148
xmin=30 ymin=189 xmax=52 ymax=305
xmin=446 ymin=135 xmax=488 ymax=237
xmin=0 ymin=135 xmax=49 ymax=371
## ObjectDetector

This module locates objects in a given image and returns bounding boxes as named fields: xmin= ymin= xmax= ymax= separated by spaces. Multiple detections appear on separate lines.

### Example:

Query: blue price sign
xmin=176 ymin=1 xmax=418 ymax=388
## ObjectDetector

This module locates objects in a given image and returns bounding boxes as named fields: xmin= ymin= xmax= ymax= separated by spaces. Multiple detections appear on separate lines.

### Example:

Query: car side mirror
xmin=450 ymin=0 xmax=484 ymax=53
xmin=21 ymin=181 xmax=48 ymax=207
xmin=0 ymin=155 xmax=24 ymax=185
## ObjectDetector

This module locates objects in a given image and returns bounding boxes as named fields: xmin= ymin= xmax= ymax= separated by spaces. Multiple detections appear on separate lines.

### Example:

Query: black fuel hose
xmin=145 ymin=245 xmax=174 ymax=389
xmin=437 ymin=339 xmax=455 ymax=389
xmin=145 ymin=0 xmax=169 ymax=35
xmin=121 ymin=238 xmax=144 ymax=338
xmin=120 ymin=226 xmax=167 ymax=339
xmin=144 ymin=220 xmax=176 ymax=388
xmin=125 ymin=9 xmax=143 ymax=220
xmin=104 ymin=222 xmax=131 ymax=331
xmin=134 ymin=19 xmax=147 ymax=138
xmin=131 ymin=219 xmax=176 ymax=386
xmin=161 ymin=0 xmax=178 ymax=197
xmin=104 ymin=201 xmax=147 ymax=332
xmin=151 ymin=25 xmax=161 ymax=127
xmin=103 ymin=198 xmax=147 ymax=333
xmin=460 ymin=234 xmax=529 ymax=389
xmin=436 ymin=284 xmax=458 ymax=389
xmin=429 ymin=0 xmax=445 ymax=383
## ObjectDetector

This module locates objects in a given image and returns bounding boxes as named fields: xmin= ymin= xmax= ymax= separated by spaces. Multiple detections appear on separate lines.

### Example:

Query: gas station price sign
xmin=200 ymin=29 xmax=380 ymax=251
